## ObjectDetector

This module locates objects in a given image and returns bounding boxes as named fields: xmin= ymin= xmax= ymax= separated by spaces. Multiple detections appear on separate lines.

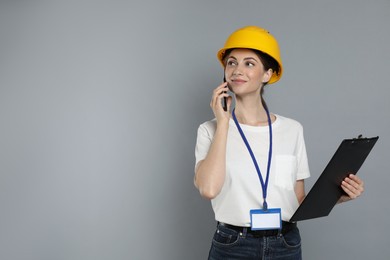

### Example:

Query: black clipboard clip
xmin=352 ymin=135 xmax=379 ymax=142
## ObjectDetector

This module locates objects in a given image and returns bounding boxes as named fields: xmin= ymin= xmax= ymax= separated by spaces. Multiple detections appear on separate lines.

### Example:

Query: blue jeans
xmin=208 ymin=223 xmax=302 ymax=260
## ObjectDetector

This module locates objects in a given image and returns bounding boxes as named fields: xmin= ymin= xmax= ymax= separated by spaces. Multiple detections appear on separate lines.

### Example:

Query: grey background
xmin=0 ymin=0 xmax=389 ymax=259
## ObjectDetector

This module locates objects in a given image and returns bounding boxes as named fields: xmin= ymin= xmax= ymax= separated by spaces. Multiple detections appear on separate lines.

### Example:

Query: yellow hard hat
xmin=217 ymin=26 xmax=283 ymax=84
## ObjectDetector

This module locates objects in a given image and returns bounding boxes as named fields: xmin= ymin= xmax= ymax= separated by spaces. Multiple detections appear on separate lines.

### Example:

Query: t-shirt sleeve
xmin=296 ymin=125 xmax=310 ymax=180
xmin=194 ymin=121 xmax=215 ymax=172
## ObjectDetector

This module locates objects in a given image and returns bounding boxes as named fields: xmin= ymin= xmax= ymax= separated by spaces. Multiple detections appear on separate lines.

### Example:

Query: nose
xmin=232 ymin=67 xmax=243 ymax=76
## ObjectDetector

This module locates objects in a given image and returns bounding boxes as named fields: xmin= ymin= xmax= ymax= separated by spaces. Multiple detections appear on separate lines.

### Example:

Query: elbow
xmin=199 ymin=188 xmax=220 ymax=200
xmin=194 ymin=179 xmax=220 ymax=200
xmin=194 ymin=166 xmax=223 ymax=200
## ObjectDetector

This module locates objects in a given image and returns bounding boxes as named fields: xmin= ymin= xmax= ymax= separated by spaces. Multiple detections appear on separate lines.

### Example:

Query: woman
xmin=194 ymin=26 xmax=364 ymax=259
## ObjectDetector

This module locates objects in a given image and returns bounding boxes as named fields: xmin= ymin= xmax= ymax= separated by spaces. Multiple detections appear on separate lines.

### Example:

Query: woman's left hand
xmin=338 ymin=174 xmax=364 ymax=203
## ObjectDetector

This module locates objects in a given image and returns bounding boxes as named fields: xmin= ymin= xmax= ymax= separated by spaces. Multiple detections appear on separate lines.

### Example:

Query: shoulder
xmin=275 ymin=114 xmax=304 ymax=132
xmin=197 ymin=118 xmax=217 ymax=137
xmin=199 ymin=118 xmax=217 ymax=128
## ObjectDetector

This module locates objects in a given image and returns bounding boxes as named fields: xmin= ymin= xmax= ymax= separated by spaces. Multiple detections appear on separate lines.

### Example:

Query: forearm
xmin=195 ymin=121 xmax=229 ymax=199
xmin=295 ymin=180 xmax=306 ymax=204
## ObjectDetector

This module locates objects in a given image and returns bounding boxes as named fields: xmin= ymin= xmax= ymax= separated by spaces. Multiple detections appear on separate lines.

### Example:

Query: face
xmin=224 ymin=49 xmax=272 ymax=96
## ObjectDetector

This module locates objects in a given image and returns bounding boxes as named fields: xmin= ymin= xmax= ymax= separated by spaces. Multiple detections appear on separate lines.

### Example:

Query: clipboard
xmin=290 ymin=136 xmax=379 ymax=222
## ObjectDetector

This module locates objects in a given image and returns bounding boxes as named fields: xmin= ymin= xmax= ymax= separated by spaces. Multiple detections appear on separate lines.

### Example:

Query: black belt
xmin=218 ymin=221 xmax=296 ymax=237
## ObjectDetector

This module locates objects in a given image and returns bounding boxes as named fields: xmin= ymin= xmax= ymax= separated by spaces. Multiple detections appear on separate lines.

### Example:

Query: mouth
xmin=231 ymin=79 xmax=247 ymax=85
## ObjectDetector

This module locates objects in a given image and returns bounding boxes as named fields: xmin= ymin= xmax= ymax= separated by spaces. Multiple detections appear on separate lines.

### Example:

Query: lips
xmin=231 ymin=79 xmax=247 ymax=84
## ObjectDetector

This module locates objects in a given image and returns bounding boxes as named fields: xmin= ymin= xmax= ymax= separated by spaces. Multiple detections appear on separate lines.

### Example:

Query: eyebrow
xmin=227 ymin=56 xmax=259 ymax=63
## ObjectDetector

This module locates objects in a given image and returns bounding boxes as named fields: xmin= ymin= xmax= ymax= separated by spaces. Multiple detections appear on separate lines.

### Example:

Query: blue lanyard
xmin=232 ymin=107 xmax=273 ymax=211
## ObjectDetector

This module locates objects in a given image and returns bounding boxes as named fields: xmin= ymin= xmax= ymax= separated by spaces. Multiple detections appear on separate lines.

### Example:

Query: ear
xmin=261 ymin=69 xmax=273 ymax=84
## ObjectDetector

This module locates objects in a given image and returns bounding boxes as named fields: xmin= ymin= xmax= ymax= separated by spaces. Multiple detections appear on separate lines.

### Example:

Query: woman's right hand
xmin=210 ymin=82 xmax=232 ymax=123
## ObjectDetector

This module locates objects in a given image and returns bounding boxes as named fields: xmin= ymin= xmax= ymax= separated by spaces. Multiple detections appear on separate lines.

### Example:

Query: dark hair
xmin=222 ymin=48 xmax=280 ymax=110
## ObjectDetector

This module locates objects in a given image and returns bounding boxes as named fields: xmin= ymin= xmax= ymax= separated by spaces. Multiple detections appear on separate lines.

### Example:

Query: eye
xmin=226 ymin=60 xmax=237 ymax=66
xmin=245 ymin=61 xmax=255 ymax=67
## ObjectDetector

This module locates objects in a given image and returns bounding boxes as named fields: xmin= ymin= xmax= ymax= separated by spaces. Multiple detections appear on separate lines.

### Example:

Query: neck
xmin=234 ymin=96 xmax=270 ymax=126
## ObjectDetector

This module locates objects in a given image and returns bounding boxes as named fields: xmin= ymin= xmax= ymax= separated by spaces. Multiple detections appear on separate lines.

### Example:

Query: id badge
xmin=250 ymin=208 xmax=282 ymax=230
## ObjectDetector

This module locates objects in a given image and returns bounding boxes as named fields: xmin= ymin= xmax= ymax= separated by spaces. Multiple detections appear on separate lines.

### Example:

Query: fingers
xmin=341 ymin=174 xmax=364 ymax=200
xmin=226 ymin=95 xmax=233 ymax=109
xmin=210 ymin=82 xmax=230 ymax=113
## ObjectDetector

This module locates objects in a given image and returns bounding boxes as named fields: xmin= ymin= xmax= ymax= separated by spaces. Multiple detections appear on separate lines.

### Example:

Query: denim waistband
xmin=218 ymin=221 xmax=296 ymax=237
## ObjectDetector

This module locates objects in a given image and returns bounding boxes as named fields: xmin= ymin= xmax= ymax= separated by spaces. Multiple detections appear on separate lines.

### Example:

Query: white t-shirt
xmin=195 ymin=115 xmax=310 ymax=225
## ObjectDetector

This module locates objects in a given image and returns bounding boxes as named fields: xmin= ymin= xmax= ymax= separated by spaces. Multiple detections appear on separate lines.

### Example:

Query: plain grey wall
xmin=1 ymin=1 xmax=389 ymax=259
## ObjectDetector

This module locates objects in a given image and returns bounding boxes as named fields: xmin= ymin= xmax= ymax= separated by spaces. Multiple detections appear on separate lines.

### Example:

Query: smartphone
xmin=223 ymin=76 xmax=228 ymax=111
